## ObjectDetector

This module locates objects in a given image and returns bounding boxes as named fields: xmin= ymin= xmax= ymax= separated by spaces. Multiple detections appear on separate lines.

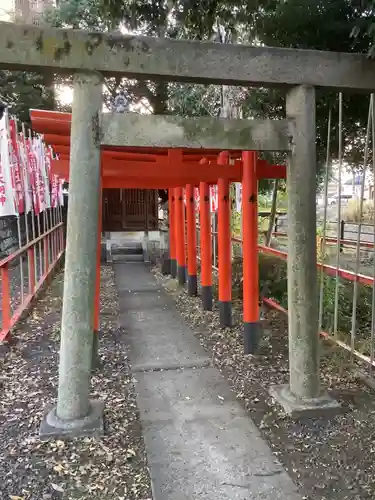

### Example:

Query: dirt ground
xmin=153 ymin=267 xmax=375 ymax=500
xmin=3 ymin=258 xmax=375 ymax=500
xmin=0 ymin=266 xmax=151 ymax=500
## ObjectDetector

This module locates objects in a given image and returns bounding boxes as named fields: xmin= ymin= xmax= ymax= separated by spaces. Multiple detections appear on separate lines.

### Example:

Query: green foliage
xmin=349 ymin=0 xmax=375 ymax=57
xmin=249 ymin=1 xmax=373 ymax=180
xmin=0 ymin=71 xmax=55 ymax=124
xmin=45 ymin=0 xmax=120 ymax=30
xmin=321 ymin=277 xmax=372 ymax=343
xmin=251 ymin=0 xmax=367 ymax=52
xmin=257 ymin=253 xmax=374 ymax=354
xmin=167 ymin=84 xmax=220 ymax=117
xmin=259 ymin=254 xmax=288 ymax=306
xmin=231 ymin=211 xmax=241 ymax=236
xmin=46 ymin=0 xmax=374 ymax=191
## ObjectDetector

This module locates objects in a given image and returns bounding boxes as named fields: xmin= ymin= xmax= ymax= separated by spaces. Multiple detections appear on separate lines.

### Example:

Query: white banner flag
xmin=58 ymin=179 xmax=64 ymax=207
xmin=235 ymin=182 xmax=242 ymax=213
xmin=41 ymin=142 xmax=51 ymax=209
xmin=34 ymin=137 xmax=51 ymax=210
xmin=32 ymin=137 xmax=47 ymax=212
xmin=210 ymin=185 xmax=218 ymax=212
xmin=0 ymin=115 xmax=17 ymax=217
xmin=18 ymin=135 xmax=33 ymax=213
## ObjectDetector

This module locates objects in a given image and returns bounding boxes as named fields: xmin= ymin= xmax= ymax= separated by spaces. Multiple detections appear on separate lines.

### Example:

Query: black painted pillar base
xmin=92 ymin=331 xmax=100 ymax=371
xmin=170 ymin=259 xmax=177 ymax=278
xmin=244 ymin=321 xmax=262 ymax=354
xmin=177 ymin=265 xmax=186 ymax=286
xmin=219 ymin=301 xmax=232 ymax=328
xmin=201 ymin=285 xmax=213 ymax=311
xmin=187 ymin=274 xmax=198 ymax=296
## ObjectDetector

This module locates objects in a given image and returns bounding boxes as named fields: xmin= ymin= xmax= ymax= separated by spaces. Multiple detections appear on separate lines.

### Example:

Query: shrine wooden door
xmin=103 ymin=188 xmax=158 ymax=231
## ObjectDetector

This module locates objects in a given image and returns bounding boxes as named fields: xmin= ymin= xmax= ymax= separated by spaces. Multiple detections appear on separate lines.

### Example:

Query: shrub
xmin=230 ymin=253 xmax=373 ymax=354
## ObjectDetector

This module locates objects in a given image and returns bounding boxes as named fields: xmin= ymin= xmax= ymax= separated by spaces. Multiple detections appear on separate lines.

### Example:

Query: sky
xmin=57 ymin=86 xmax=74 ymax=106
xmin=0 ymin=0 xmax=12 ymax=21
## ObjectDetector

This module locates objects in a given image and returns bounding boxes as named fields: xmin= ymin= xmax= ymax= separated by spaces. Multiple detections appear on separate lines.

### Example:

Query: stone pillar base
xmin=39 ymin=400 xmax=104 ymax=439
xmin=269 ymin=384 xmax=341 ymax=419
xmin=219 ymin=301 xmax=232 ymax=328
xmin=244 ymin=321 xmax=262 ymax=354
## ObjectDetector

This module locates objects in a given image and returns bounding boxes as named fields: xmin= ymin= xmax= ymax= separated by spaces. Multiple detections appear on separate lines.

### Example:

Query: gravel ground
xmin=0 ymin=265 xmax=152 ymax=500
xmin=153 ymin=267 xmax=375 ymax=500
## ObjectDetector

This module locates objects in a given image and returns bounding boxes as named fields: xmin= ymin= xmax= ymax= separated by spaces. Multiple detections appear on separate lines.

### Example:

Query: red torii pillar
xmin=186 ymin=183 xmax=198 ymax=296
xmin=242 ymin=151 xmax=261 ymax=353
xmin=200 ymin=181 xmax=212 ymax=310
xmin=175 ymin=186 xmax=186 ymax=285
xmin=217 ymin=151 xmax=232 ymax=327
xmin=169 ymin=188 xmax=177 ymax=278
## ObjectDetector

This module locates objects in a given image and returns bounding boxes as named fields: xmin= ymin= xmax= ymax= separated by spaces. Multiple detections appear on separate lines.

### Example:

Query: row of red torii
xmin=30 ymin=109 xmax=286 ymax=355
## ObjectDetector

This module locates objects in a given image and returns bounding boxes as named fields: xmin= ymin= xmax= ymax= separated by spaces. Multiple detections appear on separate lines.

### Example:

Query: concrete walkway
xmin=114 ymin=262 xmax=303 ymax=500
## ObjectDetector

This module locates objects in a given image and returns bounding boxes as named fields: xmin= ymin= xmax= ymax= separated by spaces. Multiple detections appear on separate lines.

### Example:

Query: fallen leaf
xmin=126 ymin=448 xmax=136 ymax=459
xmin=51 ymin=483 xmax=64 ymax=493
xmin=53 ymin=464 xmax=65 ymax=473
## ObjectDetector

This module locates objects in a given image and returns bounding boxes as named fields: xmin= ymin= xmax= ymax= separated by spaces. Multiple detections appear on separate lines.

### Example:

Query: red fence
xmin=254 ymin=240 xmax=374 ymax=287
xmin=274 ymin=231 xmax=375 ymax=250
xmin=0 ymin=221 xmax=64 ymax=341
xmin=229 ymin=235 xmax=375 ymax=367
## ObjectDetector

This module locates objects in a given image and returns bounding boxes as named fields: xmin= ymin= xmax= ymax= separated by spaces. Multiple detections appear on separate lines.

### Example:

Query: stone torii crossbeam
xmin=2 ymin=21 xmax=373 ymax=435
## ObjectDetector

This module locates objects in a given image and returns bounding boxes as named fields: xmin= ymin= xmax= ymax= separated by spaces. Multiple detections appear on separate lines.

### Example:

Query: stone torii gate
xmin=1 ymin=22 xmax=374 ymax=435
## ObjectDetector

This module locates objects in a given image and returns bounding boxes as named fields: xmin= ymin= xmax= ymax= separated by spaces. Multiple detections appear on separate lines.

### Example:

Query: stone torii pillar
xmin=270 ymin=85 xmax=340 ymax=417
xmin=40 ymin=71 xmax=104 ymax=437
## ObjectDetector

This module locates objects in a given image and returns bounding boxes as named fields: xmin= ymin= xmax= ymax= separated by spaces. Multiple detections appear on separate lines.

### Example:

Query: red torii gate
xmin=30 ymin=109 xmax=286 ymax=354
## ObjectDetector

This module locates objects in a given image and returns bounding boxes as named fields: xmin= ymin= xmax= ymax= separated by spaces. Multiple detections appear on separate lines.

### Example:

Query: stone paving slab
xmin=114 ymin=262 xmax=303 ymax=500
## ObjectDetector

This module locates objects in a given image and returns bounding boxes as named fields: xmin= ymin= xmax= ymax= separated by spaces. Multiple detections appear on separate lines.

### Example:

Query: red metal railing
xmin=261 ymin=296 xmax=375 ymax=366
xmin=187 ymin=222 xmax=375 ymax=366
xmin=0 ymin=222 xmax=64 ymax=341
xmin=256 ymin=242 xmax=373 ymax=287
xmin=273 ymin=231 xmax=375 ymax=250
xmin=224 ymin=234 xmax=375 ymax=366
xmin=194 ymin=228 xmax=375 ymax=287
xmin=231 ymin=235 xmax=375 ymax=367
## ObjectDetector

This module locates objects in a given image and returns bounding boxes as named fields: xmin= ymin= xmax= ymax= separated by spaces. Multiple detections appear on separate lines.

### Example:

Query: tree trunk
xmin=154 ymin=82 xmax=168 ymax=115
xmin=266 ymin=179 xmax=279 ymax=246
